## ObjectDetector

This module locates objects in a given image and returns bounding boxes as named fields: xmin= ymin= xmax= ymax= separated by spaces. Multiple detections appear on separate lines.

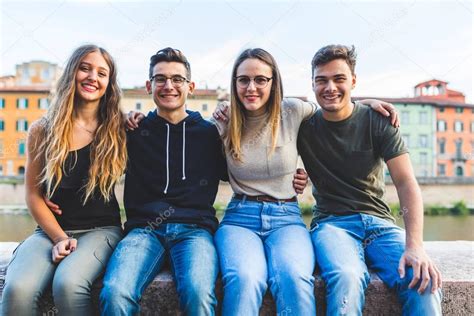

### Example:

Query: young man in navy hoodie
xmin=99 ymin=48 xmax=227 ymax=315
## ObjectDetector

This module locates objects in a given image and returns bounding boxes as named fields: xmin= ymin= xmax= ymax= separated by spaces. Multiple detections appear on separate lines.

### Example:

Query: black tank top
xmin=49 ymin=143 xmax=121 ymax=230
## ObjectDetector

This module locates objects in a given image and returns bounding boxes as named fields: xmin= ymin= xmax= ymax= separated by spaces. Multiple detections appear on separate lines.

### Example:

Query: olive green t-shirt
xmin=297 ymin=102 xmax=408 ymax=226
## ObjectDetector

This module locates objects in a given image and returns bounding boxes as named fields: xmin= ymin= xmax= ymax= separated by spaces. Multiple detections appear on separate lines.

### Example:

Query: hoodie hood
xmin=148 ymin=109 xmax=203 ymax=126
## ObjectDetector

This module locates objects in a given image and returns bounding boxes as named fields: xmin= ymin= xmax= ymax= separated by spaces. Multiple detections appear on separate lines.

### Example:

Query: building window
xmin=438 ymin=164 xmax=446 ymax=176
xmin=471 ymin=121 xmax=474 ymax=133
xmin=419 ymin=135 xmax=428 ymax=148
xmin=0 ymin=165 xmax=2 ymax=175
xmin=42 ymin=68 xmax=50 ymax=79
xmin=419 ymin=152 xmax=428 ymax=164
xmin=455 ymin=166 xmax=464 ymax=177
xmin=18 ymin=140 xmax=26 ymax=156
xmin=38 ymin=98 xmax=49 ymax=109
xmin=455 ymin=139 xmax=463 ymax=157
xmin=439 ymin=107 xmax=445 ymax=113
xmin=455 ymin=107 xmax=463 ymax=113
xmin=202 ymin=103 xmax=208 ymax=112
xmin=401 ymin=134 xmax=410 ymax=148
xmin=439 ymin=138 xmax=446 ymax=154
xmin=136 ymin=102 xmax=142 ymax=110
xmin=454 ymin=121 xmax=463 ymax=132
xmin=419 ymin=111 xmax=428 ymax=124
xmin=437 ymin=120 xmax=447 ymax=132
xmin=16 ymin=119 xmax=28 ymax=132
xmin=0 ymin=98 xmax=5 ymax=109
xmin=17 ymin=98 xmax=28 ymax=109
xmin=0 ymin=119 xmax=4 ymax=131
xmin=18 ymin=166 xmax=25 ymax=175
xmin=401 ymin=111 xmax=410 ymax=124
xmin=6 ymin=160 xmax=13 ymax=176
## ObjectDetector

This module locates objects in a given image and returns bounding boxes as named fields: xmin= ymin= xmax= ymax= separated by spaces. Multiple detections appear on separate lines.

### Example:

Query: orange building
xmin=414 ymin=79 xmax=473 ymax=177
xmin=414 ymin=79 xmax=466 ymax=103
xmin=0 ymin=86 xmax=50 ymax=176
xmin=0 ymin=61 xmax=61 ymax=176
xmin=435 ymin=103 xmax=474 ymax=177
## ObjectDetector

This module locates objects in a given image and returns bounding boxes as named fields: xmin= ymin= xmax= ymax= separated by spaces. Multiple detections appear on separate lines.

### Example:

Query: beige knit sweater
xmin=212 ymin=98 xmax=317 ymax=199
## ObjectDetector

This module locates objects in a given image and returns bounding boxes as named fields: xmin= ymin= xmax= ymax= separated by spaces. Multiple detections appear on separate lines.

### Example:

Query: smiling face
xmin=313 ymin=58 xmax=356 ymax=120
xmin=75 ymin=51 xmax=110 ymax=105
xmin=235 ymin=58 xmax=273 ymax=116
xmin=146 ymin=61 xmax=194 ymax=112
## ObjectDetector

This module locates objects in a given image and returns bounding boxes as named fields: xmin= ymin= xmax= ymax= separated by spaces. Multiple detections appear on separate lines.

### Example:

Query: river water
xmin=0 ymin=211 xmax=473 ymax=242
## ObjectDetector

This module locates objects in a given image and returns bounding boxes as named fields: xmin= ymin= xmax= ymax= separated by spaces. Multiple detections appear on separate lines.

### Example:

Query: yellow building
xmin=0 ymin=86 xmax=50 ymax=176
xmin=121 ymin=87 xmax=228 ymax=119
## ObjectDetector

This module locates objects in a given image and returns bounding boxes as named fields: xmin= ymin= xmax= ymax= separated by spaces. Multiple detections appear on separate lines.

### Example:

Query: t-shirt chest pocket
xmin=266 ymin=136 xmax=296 ymax=177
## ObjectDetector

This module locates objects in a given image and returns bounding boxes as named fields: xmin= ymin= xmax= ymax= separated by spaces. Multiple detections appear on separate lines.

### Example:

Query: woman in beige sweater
xmin=212 ymin=48 xmax=397 ymax=315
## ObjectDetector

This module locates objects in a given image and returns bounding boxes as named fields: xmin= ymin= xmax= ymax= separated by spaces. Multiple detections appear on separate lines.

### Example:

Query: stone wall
xmin=0 ymin=241 xmax=472 ymax=315
xmin=1 ymin=182 xmax=473 ymax=207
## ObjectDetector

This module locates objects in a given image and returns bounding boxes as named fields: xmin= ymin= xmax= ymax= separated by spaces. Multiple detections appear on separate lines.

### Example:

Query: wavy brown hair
xmin=226 ymin=48 xmax=284 ymax=161
xmin=37 ymin=44 xmax=127 ymax=203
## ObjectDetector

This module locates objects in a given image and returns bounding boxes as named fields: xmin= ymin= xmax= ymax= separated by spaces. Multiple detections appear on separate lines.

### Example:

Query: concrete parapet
xmin=0 ymin=241 xmax=472 ymax=315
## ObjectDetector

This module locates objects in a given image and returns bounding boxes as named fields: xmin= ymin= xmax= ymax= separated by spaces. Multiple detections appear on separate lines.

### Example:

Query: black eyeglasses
xmin=150 ymin=75 xmax=190 ymax=87
xmin=235 ymin=75 xmax=273 ymax=89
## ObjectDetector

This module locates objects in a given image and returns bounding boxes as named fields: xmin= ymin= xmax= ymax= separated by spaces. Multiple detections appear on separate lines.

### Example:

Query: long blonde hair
xmin=37 ymin=44 xmax=127 ymax=203
xmin=226 ymin=48 xmax=284 ymax=161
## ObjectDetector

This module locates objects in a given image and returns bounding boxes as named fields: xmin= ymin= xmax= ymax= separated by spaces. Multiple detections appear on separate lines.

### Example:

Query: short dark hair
xmin=149 ymin=47 xmax=191 ymax=79
xmin=311 ymin=45 xmax=357 ymax=77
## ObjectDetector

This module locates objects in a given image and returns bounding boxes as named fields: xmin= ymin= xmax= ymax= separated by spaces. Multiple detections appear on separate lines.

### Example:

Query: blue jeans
xmin=215 ymin=197 xmax=316 ymax=316
xmin=1 ymin=226 xmax=122 ymax=316
xmin=311 ymin=213 xmax=442 ymax=316
xmin=100 ymin=223 xmax=218 ymax=316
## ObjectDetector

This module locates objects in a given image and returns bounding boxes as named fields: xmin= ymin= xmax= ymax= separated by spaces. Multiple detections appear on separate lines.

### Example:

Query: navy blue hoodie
xmin=124 ymin=110 xmax=227 ymax=233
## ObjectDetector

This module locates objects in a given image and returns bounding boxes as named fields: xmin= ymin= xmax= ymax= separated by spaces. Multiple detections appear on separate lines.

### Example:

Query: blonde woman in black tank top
xmin=1 ymin=44 xmax=127 ymax=316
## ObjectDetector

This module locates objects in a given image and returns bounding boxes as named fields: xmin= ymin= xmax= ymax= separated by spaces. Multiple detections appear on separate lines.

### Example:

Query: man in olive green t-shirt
xmin=297 ymin=44 xmax=442 ymax=315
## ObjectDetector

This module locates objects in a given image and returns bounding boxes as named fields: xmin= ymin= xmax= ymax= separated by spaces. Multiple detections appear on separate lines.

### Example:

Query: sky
xmin=1 ymin=0 xmax=473 ymax=103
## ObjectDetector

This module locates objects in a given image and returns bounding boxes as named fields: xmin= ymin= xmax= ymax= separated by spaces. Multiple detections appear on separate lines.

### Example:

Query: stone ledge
xmin=1 ymin=241 xmax=472 ymax=315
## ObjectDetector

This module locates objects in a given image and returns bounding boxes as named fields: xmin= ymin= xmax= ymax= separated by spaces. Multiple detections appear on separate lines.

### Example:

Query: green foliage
xmin=427 ymin=205 xmax=450 ymax=216
xmin=299 ymin=203 xmax=313 ymax=216
xmin=0 ymin=178 xmax=24 ymax=185
xmin=389 ymin=203 xmax=401 ymax=217
xmin=450 ymin=200 xmax=470 ymax=216
xmin=213 ymin=202 xmax=226 ymax=214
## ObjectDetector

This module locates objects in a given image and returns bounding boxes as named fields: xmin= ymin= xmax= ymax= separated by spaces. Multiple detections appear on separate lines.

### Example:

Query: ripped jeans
xmin=1 ymin=226 xmax=122 ymax=316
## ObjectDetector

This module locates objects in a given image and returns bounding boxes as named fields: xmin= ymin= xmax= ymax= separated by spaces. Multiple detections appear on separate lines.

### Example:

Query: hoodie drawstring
xmin=163 ymin=122 xmax=187 ymax=194
xmin=182 ymin=122 xmax=186 ymax=180
xmin=164 ymin=123 xmax=170 ymax=194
